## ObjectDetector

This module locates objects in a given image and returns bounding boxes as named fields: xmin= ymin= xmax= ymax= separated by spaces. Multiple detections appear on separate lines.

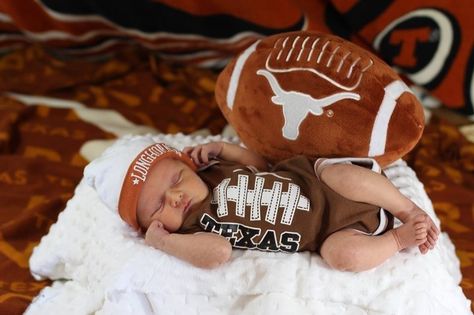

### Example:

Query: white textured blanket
xmin=26 ymin=134 xmax=472 ymax=315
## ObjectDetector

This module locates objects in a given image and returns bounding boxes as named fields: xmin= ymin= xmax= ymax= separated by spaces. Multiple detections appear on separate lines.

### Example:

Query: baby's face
xmin=137 ymin=157 xmax=209 ymax=232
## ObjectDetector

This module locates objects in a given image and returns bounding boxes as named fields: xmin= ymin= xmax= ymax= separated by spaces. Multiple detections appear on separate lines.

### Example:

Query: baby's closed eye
xmin=172 ymin=170 xmax=183 ymax=186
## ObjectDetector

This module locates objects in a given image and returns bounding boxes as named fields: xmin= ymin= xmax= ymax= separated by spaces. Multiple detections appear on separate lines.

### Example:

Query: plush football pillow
xmin=215 ymin=31 xmax=425 ymax=167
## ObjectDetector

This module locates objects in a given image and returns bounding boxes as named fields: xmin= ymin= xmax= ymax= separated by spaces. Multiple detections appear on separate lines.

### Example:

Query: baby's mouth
xmin=183 ymin=199 xmax=192 ymax=214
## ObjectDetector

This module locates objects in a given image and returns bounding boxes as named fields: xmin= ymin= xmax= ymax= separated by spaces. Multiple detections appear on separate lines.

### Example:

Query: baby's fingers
xmin=146 ymin=220 xmax=161 ymax=236
xmin=145 ymin=221 xmax=169 ymax=245
xmin=183 ymin=146 xmax=193 ymax=155
xmin=190 ymin=145 xmax=204 ymax=165
xmin=183 ymin=146 xmax=200 ymax=163
xmin=201 ymin=146 xmax=213 ymax=164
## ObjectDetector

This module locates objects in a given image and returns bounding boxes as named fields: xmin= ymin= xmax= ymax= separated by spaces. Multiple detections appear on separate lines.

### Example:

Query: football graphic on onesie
xmin=215 ymin=31 xmax=425 ymax=167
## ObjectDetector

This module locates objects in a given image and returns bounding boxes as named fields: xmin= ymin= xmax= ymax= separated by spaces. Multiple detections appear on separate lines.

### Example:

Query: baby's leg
xmin=320 ymin=214 xmax=428 ymax=272
xmin=319 ymin=162 xmax=440 ymax=254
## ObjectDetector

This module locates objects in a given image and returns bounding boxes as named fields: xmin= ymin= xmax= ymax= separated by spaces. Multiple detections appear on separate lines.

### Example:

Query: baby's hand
xmin=145 ymin=221 xmax=170 ymax=248
xmin=183 ymin=142 xmax=224 ymax=167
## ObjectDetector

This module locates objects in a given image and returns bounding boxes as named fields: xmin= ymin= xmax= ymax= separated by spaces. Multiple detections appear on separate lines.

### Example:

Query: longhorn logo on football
xmin=256 ymin=35 xmax=374 ymax=140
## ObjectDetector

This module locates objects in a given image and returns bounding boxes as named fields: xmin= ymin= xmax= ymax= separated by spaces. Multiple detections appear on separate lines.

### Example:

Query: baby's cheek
xmin=199 ymin=180 xmax=210 ymax=198
xmin=166 ymin=216 xmax=183 ymax=232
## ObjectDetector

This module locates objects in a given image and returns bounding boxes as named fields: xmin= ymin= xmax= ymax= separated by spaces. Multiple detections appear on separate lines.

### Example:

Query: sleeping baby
xmin=84 ymin=138 xmax=439 ymax=271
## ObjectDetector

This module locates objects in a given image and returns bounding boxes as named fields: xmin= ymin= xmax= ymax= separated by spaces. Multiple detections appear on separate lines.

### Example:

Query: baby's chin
xmin=195 ymin=187 xmax=210 ymax=207
xmin=185 ymin=202 xmax=200 ymax=218
xmin=185 ymin=194 xmax=208 ymax=218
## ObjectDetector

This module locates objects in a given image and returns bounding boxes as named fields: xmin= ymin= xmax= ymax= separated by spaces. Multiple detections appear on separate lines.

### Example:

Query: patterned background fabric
xmin=0 ymin=44 xmax=472 ymax=314
xmin=328 ymin=0 xmax=474 ymax=116
xmin=0 ymin=45 xmax=228 ymax=313
xmin=0 ymin=0 xmax=473 ymax=114
xmin=0 ymin=1 xmax=472 ymax=313
xmin=405 ymin=116 xmax=474 ymax=306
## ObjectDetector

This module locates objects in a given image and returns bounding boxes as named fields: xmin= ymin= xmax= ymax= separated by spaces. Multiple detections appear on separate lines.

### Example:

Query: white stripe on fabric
xmin=265 ymin=181 xmax=282 ymax=225
xmin=31 ymin=4 xmax=265 ymax=44
xmin=251 ymin=176 xmax=265 ymax=221
xmin=350 ymin=208 xmax=388 ymax=236
xmin=372 ymin=209 xmax=389 ymax=235
xmin=226 ymin=41 xmax=259 ymax=109
xmin=215 ymin=178 xmax=230 ymax=217
xmin=236 ymin=175 xmax=249 ymax=217
xmin=368 ymin=80 xmax=411 ymax=157
xmin=0 ymin=13 xmax=13 ymax=22
xmin=7 ymin=93 xmax=157 ymax=137
xmin=313 ymin=157 xmax=381 ymax=180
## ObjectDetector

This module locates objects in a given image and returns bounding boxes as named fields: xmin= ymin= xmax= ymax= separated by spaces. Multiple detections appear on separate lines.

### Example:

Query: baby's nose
xmin=170 ymin=191 xmax=184 ymax=207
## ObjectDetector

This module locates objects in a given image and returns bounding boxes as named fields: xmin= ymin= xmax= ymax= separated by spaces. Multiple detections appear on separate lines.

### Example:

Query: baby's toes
xmin=413 ymin=213 xmax=428 ymax=224
xmin=419 ymin=243 xmax=429 ymax=255
xmin=427 ymin=217 xmax=440 ymax=235
xmin=429 ymin=225 xmax=440 ymax=239
xmin=415 ymin=228 xmax=427 ymax=242
xmin=414 ymin=221 xmax=427 ymax=233
xmin=427 ymin=234 xmax=437 ymax=249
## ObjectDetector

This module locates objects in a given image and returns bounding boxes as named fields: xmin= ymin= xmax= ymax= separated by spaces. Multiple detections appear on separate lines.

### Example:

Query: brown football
xmin=215 ymin=31 xmax=424 ymax=167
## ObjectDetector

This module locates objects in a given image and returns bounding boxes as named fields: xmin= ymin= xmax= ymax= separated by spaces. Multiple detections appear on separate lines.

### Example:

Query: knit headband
xmin=118 ymin=143 xmax=196 ymax=230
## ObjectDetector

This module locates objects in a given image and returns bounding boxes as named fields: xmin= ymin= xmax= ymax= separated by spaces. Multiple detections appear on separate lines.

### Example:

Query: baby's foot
xmin=391 ymin=214 xmax=428 ymax=252
xmin=398 ymin=205 xmax=440 ymax=254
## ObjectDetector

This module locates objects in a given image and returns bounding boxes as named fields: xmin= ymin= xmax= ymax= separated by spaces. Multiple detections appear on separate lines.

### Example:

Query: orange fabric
xmin=0 ymin=0 xmax=472 ymax=115
xmin=330 ymin=0 xmax=474 ymax=114
xmin=0 ymin=96 xmax=112 ymax=314
xmin=0 ymin=0 xmax=329 ymax=64
xmin=118 ymin=143 xmax=196 ymax=230
xmin=0 ymin=44 xmax=226 ymax=313
xmin=0 ymin=44 xmax=471 ymax=313
xmin=405 ymin=116 xmax=474 ymax=312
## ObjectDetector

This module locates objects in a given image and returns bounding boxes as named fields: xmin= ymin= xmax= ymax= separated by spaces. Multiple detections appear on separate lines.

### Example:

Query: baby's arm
xmin=145 ymin=221 xmax=232 ymax=269
xmin=184 ymin=142 xmax=268 ymax=171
